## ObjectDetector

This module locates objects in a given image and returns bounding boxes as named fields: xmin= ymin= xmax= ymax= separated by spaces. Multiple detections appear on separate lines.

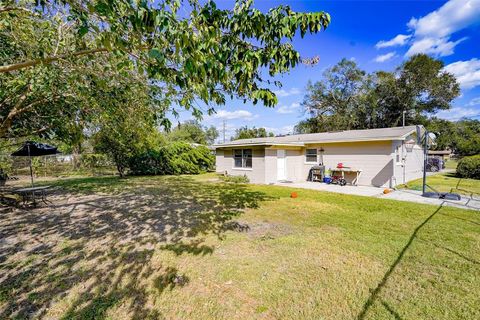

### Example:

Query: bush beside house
xmin=129 ymin=142 xmax=214 ymax=176
xmin=456 ymin=155 xmax=480 ymax=179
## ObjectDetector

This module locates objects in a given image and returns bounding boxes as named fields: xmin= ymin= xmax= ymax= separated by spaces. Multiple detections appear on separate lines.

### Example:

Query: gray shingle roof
xmin=214 ymin=125 xmax=423 ymax=148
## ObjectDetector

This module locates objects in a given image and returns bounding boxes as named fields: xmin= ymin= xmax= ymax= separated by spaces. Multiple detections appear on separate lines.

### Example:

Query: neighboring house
xmin=428 ymin=150 xmax=452 ymax=161
xmin=214 ymin=125 xmax=426 ymax=187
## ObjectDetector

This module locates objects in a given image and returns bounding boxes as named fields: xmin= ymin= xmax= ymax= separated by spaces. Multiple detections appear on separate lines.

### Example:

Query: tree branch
xmin=0 ymin=48 xmax=109 ymax=73
xmin=1 ymin=125 xmax=52 ymax=140
xmin=0 ymin=6 xmax=33 ymax=14
xmin=0 ymin=91 xmax=68 ymax=138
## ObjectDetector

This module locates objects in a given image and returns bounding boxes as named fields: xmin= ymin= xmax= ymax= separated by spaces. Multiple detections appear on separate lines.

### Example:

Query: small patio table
xmin=14 ymin=186 xmax=51 ymax=206
xmin=330 ymin=168 xmax=362 ymax=186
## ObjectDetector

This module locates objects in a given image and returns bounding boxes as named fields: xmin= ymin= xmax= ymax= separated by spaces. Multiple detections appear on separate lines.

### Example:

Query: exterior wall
xmin=300 ymin=141 xmax=395 ymax=187
xmin=216 ymin=139 xmax=424 ymax=187
xmin=392 ymin=139 xmax=424 ymax=185
xmin=264 ymin=148 xmax=278 ymax=184
xmin=215 ymin=147 xmax=266 ymax=183
xmin=215 ymin=149 xmax=228 ymax=174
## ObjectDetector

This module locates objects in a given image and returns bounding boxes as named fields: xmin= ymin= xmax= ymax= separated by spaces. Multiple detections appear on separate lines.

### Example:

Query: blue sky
xmin=175 ymin=0 xmax=480 ymax=140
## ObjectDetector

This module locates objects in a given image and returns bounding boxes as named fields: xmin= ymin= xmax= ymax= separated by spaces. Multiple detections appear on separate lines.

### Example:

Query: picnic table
xmin=14 ymin=186 xmax=51 ymax=206
xmin=330 ymin=168 xmax=362 ymax=186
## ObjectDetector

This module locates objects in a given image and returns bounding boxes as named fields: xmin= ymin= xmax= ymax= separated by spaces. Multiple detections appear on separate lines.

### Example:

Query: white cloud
xmin=435 ymin=107 xmax=480 ymax=120
xmin=405 ymin=0 xmax=480 ymax=57
xmin=374 ymin=52 xmax=397 ymax=63
xmin=209 ymin=109 xmax=258 ymax=121
xmin=377 ymin=0 xmax=480 ymax=57
xmin=407 ymin=0 xmax=480 ymax=39
xmin=273 ymin=88 xmax=301 ymax=97
xmin=467 ymin=97 xmax=480 ymax=106
xmin=443 ymin=58 xmax=480 ymax=89
xmin=406 ymin=36 xmax=467 ymax=57
xmin=276 ymin=102 xmax=301 ymax=114
xmin=375 ymin=34 xmax=411 ymax=48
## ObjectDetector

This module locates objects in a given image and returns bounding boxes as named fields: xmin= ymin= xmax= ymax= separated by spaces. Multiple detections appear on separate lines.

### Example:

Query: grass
xmin=403 ymin=172 xmax=480 ymax=196
xmin=445 ymin=159 xmax=458 ymax=170
xmin=1 ymin=173 xmax=479 ymax=319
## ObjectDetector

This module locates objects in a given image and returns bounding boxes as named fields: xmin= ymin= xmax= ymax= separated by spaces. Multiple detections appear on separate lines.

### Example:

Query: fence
xmin=0 ymin=153 xmax=117 ymax=178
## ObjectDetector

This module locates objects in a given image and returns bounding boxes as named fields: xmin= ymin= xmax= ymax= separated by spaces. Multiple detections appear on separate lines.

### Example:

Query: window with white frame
xmin=305 ymin=148 xmax=318 ymax=163
xmin=234 ymin=149 xmax=252 ymax=168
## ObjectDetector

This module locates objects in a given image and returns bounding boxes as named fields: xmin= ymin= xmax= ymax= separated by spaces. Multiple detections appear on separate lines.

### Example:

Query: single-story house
xmin=214 ymin=125 xmax=426 ymax=187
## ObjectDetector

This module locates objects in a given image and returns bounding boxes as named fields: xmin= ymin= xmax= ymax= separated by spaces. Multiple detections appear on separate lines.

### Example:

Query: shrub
xmin=456 ymin=155 xmax=480 ymax=179
xmin=81 ymin=154 xmax=112 ymax=168
xmin=0 ymin=157 xmax=13 ymax=176
xmin=219 ymin=174 xmax=249 ymax=184
xmin=128 ymin=142 xmax=214 ymax=175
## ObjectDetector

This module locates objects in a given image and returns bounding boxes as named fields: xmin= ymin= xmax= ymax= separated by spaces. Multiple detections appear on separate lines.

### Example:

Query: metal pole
xmin=422 ymin=130 xmax=428 ymax=195
xmin=223 ymin=120 xmax=226 ymax=143
xmin=28 ymin=143 xmax=36 ymax=206
xmin=28 ymin=144 xmax=34 ymax=188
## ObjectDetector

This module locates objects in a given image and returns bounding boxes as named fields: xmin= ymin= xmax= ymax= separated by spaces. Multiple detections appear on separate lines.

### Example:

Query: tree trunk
xmin=72 ymin=144 xmax=82 ymax=170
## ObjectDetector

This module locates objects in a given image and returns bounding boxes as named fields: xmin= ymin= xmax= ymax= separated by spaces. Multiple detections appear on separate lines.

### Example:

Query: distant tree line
xmin=231 ymin=126 xmax=275 ymax=140
xmin=294 ymin=54 xmax=479 ymax=156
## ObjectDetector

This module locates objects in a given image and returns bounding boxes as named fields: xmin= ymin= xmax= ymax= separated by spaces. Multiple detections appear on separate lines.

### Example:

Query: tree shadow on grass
xmin=0 ymin=176 xmax=272 ymax=319
xmin=356 ymin=204 xmax=445 ymax=320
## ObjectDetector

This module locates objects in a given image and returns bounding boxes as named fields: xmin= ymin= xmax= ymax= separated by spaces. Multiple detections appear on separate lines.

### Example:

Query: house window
xmin=305 ymin=149 xmax=317 ymax=163
xmin=234 ymin=149 xmax=252 ymax=168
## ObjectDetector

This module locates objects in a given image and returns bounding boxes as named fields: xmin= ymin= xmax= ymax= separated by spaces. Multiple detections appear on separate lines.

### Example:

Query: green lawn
xmin=403 ymin=172 xmax=480 ymax=196
xmin=1 ymin=174 xmax=479 ymax=319
xmin=445 ymin=159 xmax=458 ymax=170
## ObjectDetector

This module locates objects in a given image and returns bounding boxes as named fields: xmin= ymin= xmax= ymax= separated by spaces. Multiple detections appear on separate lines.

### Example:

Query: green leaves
xmin=148 ymin=48 xmax=164 ymax=62
xmin=3 ymin=0 xmax=331 ymax=136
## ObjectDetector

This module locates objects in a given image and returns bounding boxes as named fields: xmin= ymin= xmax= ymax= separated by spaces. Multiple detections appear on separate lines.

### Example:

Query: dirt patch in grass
xmin=245 ymin=221 xmax=294 ymax=240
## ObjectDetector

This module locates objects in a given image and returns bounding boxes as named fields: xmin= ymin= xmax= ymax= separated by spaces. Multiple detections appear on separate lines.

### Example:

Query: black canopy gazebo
xmin=11 ymin=141 xmax=60 ymax=188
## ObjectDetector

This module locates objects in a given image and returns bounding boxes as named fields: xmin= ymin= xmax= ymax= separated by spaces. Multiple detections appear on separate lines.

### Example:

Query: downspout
xmin=422 ymin=130 xmax=428 ymax=195
xmin=391 ymin=141 xmax=396 ymax=188
xmin=402 ymin=140 xmax=406 ymax=184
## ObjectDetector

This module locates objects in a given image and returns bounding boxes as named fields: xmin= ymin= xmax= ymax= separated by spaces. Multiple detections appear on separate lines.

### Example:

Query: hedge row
xmin=128 ymin=142 xmax=214 ymax=175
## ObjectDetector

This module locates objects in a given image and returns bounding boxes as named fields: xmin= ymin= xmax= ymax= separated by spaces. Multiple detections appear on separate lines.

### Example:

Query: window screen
xmin=306 ymin=149 xmax=317 ymax=163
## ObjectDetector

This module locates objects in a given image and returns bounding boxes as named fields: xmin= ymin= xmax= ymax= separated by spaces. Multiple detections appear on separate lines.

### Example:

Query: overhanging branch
xmin=0 ymin=48 xmax=109 ymax=73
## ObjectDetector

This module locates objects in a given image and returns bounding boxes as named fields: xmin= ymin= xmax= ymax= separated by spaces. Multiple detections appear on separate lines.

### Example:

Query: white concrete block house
xmin=214 ymin=126 xmax=426 ymax=187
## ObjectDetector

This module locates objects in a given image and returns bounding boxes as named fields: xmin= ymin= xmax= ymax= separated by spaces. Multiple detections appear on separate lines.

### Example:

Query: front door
xmin=277 ymin=150 xmax=287 ymax=181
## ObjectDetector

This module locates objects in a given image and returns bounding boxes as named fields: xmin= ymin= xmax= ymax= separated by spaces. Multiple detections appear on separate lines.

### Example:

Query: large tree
xmin=296 ymin=58 xmax=372 ymax=132
xmin=1 ymin=0 xmax=330 ymax=139
xmin=167 ymin=120 xmax=218 ymax=145
xmin=91 ymin=70 xmax=160 ymax=177
xmin=427 ymin=118 xmax=480 ymax=156
xmin=0 ymin=7 xmax=163 ymax=141
xmin=295 ymin=54 xmax=460 ymax=133
xmin=374 ymin=54 xmax=460 ymax=127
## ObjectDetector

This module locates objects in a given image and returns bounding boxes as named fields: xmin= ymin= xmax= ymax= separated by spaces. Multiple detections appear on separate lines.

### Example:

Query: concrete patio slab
xmin=273 ymin=181 xmax=480 ymax=211
xmin=274 ymin=181 xmax=385 ymax=197
xmin=379 ymin=189 xmax=480 ymax=211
